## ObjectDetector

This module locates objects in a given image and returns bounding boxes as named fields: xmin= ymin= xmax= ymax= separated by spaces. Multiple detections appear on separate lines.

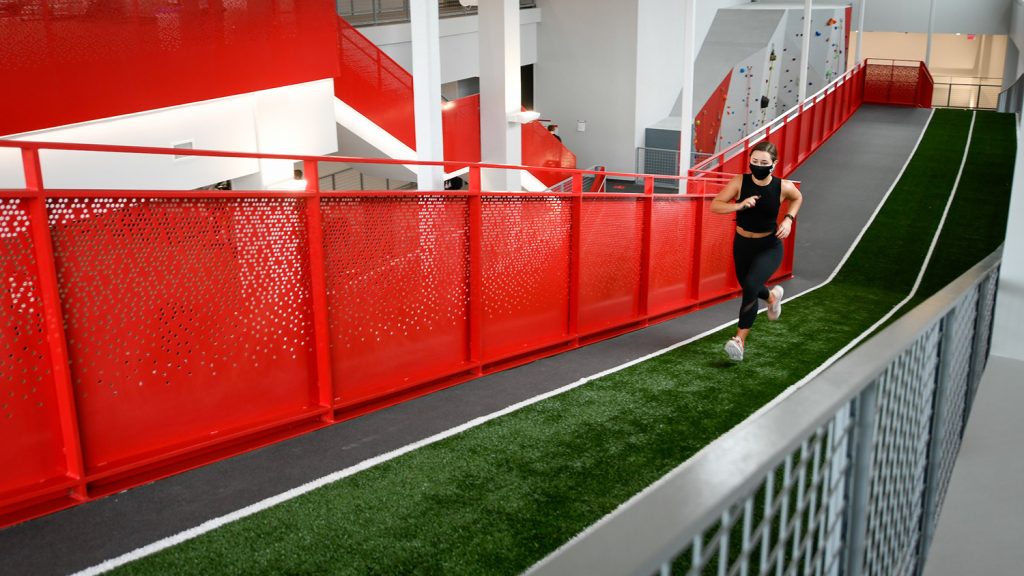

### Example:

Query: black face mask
xmin=750 ymin=163 xmax=773 ymax=180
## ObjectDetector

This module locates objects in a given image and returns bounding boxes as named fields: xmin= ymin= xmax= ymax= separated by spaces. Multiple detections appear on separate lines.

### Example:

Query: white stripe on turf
xmin=535 ymin=110 xmax=977 ymax=567
xmin=73 ymin=109 xmax=943 ymax=576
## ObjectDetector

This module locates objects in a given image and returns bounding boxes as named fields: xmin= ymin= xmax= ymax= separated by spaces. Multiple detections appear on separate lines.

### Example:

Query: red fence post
xmin=468 ymin=166 xmax=484 ymax=370
xmin=689 ymin=179 xmax=704 ymax=303
xmin=638 ymin=176 xmax=654 ymax=321
xmin=302 ymin=159 xmax=336 ymax=421
xmin=21 ymin=148 xmax=86 ymax=499
xmin=568 ymin=173 xmax=582 ymax=344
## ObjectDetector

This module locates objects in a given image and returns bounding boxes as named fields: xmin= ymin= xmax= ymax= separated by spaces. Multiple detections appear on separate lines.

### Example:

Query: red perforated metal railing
xmin=863 ymin=59 xmax=934 ymax=108
xmin=0 ymin=141 xmax=793 ymax=527
xmin=693 ymin=63 xmax=868 ymax=179
xmin=335 ymin=17 xmax=575 ymax=187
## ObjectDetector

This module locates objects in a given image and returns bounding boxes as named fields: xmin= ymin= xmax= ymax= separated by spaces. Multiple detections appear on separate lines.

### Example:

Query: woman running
xmin=710 ymin=141 xmax=802 ymax=361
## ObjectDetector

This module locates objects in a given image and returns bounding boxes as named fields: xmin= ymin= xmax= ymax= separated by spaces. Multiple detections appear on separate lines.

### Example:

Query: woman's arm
xmin=776 ymin=180 xmax=803 ymax=239
xmin=710 ymin=175 xmax=756 ymax=214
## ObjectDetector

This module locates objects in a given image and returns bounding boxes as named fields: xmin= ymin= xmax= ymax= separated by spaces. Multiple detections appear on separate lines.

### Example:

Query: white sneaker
xmin=725 ymin=337 xmax=744 ymax=361
xmin=767 ymin=285 xmax=784 ymax=321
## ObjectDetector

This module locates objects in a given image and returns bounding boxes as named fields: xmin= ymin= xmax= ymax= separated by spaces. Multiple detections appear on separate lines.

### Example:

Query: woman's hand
xmin=737 ymin=195 xmax=759 ymax=211
xmin=775 ymin=218 xmax=792 ymax=239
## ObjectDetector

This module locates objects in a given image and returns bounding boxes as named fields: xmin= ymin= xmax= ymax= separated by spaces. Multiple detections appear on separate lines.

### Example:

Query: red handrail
xmin=0 ymin=140 xmax=792 ymax=527
xmin=692 ymin=62 xmax=867 ymax=179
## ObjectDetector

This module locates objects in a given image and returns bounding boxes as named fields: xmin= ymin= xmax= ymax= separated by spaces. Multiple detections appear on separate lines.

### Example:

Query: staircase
xmin=335 ymin=16 xmax=576 ymax=189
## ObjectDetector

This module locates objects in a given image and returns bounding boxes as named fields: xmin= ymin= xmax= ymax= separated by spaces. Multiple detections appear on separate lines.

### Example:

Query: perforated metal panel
xmin=48 ymin=197 xmax=318 ymax=472
xmin=579 ymin=198 xmax=643 ymax=334
xmin=481 ymin=196 xmax=570 ymax=360
xmin=862 ymin=325 xmax=938 ymax=576
xmin=0 ymin=199 xmax=66 ymax=494
xmin=648 ymin=198 xmax=698 ymax=315
xmin=321 ymin=196 xmax=470 ymax=405
xmin=698 ymin=199 xmax=740 ymax=300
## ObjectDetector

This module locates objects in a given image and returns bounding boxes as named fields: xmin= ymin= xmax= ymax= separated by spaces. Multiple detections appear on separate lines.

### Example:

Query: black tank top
xmin=736 ymin=173 xmax=782 ymax=233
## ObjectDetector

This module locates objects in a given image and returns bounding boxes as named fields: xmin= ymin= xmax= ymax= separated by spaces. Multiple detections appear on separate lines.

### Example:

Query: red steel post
xmin=638 ymin=176 xmax=654 ymax=320
xmin=568 ymin=173 xmax=582 ymax=342
xmin=21 ymin=148 xmax=86 ymax=499
xmin=468 ymin=166 xmax=484 ymax=370
xmin=689 ymin=179 xmax=704 ymax=302
xmin=302 ymin=159 xmax=336 ymax=421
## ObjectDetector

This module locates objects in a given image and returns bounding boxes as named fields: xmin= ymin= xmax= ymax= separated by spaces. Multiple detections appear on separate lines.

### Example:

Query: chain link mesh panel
xmin=929 ymin=289 xmax=978 ymax=528
xmin=862 ymin=324 xmax=939 ymax=576
xmin=656 ymin=405 xmax=854 ymax=576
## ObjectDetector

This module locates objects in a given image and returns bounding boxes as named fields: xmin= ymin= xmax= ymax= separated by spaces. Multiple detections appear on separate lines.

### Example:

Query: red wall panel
xmin=0 ymin=2 xmax=340 ymax=137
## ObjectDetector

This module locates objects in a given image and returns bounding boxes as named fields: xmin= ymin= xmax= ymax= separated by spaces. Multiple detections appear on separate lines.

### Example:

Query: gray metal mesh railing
xmin=318 ymin=166 xmax=414 ymax=191
xmin=527 ymin=248 xmax=1002 ymax=576
xmin=932 ymin=77 xmax=1002 ymax=110
xmin=635 ymin=147 xmax=713 ymax=189
xmin=338 ymin=0 xmax=537 ymax=26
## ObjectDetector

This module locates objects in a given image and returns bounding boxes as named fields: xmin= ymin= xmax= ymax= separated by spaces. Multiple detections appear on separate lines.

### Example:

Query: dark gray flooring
xmin=0 ymin=105 xmax=932 ymax=576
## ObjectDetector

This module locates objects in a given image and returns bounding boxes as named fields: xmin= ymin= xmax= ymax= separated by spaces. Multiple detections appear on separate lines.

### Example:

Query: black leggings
xmin=733 ymin=234 xmax=784 ymax=330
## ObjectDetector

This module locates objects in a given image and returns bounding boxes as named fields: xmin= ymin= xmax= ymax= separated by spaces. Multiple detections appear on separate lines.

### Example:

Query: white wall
xmin=991 ymin=117 xmax=1024 ymax=362
xmin=853 ymin=0 xmax=1012 ymax=34
xmin=535 ymin=0 xmax=639 ymax=172
xmin=359 ymin=9 xmax=540 ymax=85
xmin=0 ymin=80 xmax=337 ymax=191
xmin=849 ymin=32 xmax=1008 ymax=78
xmin=631 ymin=0 xmax=754 ymax=152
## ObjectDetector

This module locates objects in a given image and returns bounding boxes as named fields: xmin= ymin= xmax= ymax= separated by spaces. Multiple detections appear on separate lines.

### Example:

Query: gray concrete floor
xmin=0 ymin=105 xmax=932 ymax=576
xmin=923 ymin=354 xmax=1024 ymax=576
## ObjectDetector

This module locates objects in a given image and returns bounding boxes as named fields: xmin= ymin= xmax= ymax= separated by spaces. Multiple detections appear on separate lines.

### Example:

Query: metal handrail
xmin=528 ymin=247 xmax=1002 ymax=575
xmin=338 ymin=0 xmax=537 ymax=26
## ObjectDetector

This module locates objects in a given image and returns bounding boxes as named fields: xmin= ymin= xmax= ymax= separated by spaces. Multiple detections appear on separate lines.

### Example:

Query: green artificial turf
xmin=114 ymin=109 xmax=1014 ymax=576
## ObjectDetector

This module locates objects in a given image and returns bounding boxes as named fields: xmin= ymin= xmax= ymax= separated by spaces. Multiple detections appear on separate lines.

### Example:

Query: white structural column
xmin=856 ymin=0 xmax=866 ymax=64
xmin=798 ymin=0 xmax=813 ymax=103
xmin=410 ymin=0 xmax=445 ymax=190
xmin=678 ymin=0 xmax=695 ymax=184
xmin=479 ymin=0 xmax=523 ymax=191
xmin=926 ymin=0 xmax=936 ymax=67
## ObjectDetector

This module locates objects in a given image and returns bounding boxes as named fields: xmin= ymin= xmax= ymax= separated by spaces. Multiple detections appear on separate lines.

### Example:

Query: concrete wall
xmin=358 ymin=10 xmax=540 ymax=85
xmin=0 ymin=80 xmax=337 ymax=191
xmin=535 ymin=0 xmax=639 ymax=172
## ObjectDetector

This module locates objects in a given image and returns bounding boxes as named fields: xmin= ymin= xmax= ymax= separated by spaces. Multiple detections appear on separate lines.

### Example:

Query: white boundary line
xmin=534 ymin=110 xmax=977 ymax=563
xmin=73 ymin=109 xmax=943 ymax=576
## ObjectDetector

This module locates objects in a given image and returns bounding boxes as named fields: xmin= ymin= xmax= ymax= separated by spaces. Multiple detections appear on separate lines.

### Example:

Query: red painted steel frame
xmin=0 ymin=53 xmax=924 ymax=527
xmin=0 ymin=140 xmax=776 ymax=528
xmin=862 ymin=59 xmax=934 ymax=108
